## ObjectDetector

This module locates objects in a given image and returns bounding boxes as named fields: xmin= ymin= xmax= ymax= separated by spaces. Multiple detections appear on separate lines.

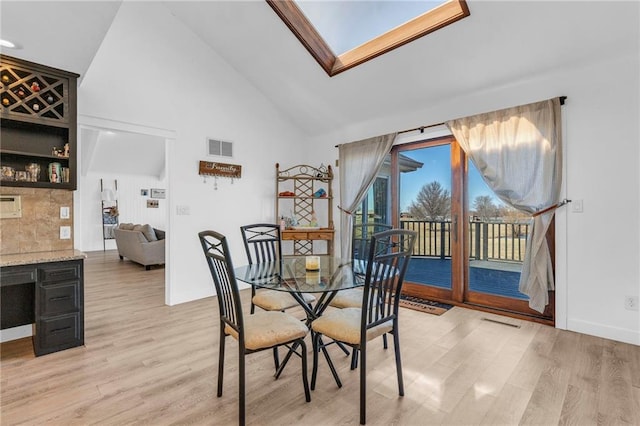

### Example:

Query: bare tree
xmin=407 ymin=181 xmax=451 ymax=220
xmin=472 ymin=195 xmax=499 ymax=220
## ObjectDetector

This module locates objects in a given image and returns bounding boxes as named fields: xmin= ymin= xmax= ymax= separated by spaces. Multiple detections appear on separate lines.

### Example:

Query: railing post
xmin=482 ymin=222 xmax=489 ymax=260
xmin=440 ymin=221 xmax=446 ymax=259
xmin=474 ymin=221 xmax=481 ymax=260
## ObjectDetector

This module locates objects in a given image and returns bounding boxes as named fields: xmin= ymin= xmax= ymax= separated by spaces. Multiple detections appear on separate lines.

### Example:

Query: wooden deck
xmin=1 ymin=250 xmax=638 ymax=425
xmin=407 ymin=257 xmax=528 ymax=299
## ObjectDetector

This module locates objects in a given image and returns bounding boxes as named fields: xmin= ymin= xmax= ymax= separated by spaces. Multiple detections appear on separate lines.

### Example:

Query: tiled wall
xmin=0 ymin=187 xmax=74 ymax=255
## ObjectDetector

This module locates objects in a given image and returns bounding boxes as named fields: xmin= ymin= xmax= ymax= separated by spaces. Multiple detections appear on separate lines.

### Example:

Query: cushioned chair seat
xmin=329 ymin=288 xmax=363 ymax=309
xmin=253 ymin=289 xmax=315 ymax=311
xmin=225 ymin=311 xmax=309 ymax=350
xmin=311 ymin=307 xmax=392 ymax=345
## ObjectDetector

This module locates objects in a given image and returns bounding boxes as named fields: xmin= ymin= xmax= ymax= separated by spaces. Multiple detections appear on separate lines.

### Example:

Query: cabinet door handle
xmin=50 ymin=326 xmax=72 ymax=334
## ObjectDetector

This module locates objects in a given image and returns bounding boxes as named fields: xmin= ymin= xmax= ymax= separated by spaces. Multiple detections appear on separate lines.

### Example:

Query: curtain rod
xmin=335 ymin=96 xmax=567 ymax=147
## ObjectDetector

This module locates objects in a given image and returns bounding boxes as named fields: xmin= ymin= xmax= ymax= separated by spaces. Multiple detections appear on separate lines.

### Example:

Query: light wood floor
xmin=1 ymin=250 xmax=639 ymax=425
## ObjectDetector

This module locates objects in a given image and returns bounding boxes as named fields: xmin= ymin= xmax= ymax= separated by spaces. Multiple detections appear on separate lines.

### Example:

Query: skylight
xmin=267 ymin=0 xmax=470 ymax=76
xmin=295 ymin=1 xmax=449 ymax=56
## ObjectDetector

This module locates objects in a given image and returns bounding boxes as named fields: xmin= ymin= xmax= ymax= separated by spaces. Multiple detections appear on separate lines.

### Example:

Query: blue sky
xmin=400 ymin=144 xmax=502 ymax=211
xmin=295 ymin=0 xmax=446 ymax=54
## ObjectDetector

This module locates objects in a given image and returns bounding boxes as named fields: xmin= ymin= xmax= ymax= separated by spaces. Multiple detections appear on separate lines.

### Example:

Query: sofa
xmin=113 ymin=223 xmax=165 ymax=270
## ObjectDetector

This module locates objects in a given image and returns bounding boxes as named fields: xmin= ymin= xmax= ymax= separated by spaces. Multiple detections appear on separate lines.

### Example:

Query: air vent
xmin=207 ymin=138 xmax=233 ymax=158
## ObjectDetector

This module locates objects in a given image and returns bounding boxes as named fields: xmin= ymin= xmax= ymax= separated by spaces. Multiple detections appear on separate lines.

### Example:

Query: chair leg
xmin=273 ymin=347 xmax=280 ymax=371
xmin=311 ymin=332 xmax=320 ymax=390
xmin=298 ymin=339 xmax=311 ymax=402
xmin=217 ymin=326 xmax=226 ymax=397
xmin=359 ymin=343 xmax=366 ymax=425
xmin=239 ymin=347 xmax=246 ymax=426
xmin=351 ymin=348 xmax=358 ymax=370
xmin=383 ymin=333 xmax=388 ymax=349
xmin=393 ymin=329 xmax=404 ymax=396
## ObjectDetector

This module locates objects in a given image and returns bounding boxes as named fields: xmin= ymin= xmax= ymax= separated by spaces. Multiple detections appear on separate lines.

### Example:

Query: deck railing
xmin=400 ymin=219 xmax=530 ymax=262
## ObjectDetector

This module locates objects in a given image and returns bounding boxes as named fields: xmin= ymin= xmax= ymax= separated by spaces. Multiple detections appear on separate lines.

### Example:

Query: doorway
xmin=77 ymin=115 xmax=176 ymax=305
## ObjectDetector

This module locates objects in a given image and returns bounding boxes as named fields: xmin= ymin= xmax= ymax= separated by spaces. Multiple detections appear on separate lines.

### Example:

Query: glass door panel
xmin=467 ymin=161 xmax=529 ymax=300
xmin=396 ymin=141 xmax=454 ymax=298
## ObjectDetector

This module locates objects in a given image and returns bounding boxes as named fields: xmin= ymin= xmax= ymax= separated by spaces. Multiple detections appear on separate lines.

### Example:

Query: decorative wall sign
xmin=198 ymin=160 xmax=242 ymax=179
xmin=147 ymin=199 xmax=159 ymax=208
xmin=150 ymin=188 xmax=166 ymax=199
xmin=140 ymin=189 xmax=149 ymax=196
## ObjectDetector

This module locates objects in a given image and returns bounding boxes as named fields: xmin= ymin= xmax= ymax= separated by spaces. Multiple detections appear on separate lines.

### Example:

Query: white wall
xmin=78 ymin=2 xmax=303 ymax=304
xmin=307 ymin=50 xmax=640 ymax=345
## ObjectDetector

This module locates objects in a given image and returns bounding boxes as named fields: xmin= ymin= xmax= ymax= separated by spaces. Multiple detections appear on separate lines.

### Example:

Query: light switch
xmin=60 ymin=206 xmax=70 ymax=219
xmin=176 ymin=205 xmax=190 ymax=215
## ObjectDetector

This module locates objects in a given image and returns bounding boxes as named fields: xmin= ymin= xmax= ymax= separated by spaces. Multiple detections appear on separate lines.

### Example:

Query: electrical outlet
xmin=176 ymin=205 xmax=190 ymax=215
xmin=60 ymin=226 xmax=71 ymax=239
xmin=624 ymin=296 xmax=639 ymax=311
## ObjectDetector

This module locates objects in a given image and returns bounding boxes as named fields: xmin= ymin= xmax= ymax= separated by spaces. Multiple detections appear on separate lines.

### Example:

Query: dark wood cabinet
xmin=1 ymin=55 xmax=79 ymax=190
xmin=0 ymin=258 xmax=84 ymax=356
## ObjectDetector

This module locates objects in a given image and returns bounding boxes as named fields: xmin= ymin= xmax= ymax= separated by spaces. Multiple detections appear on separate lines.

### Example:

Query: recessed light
xmin=0 ymin=39 xmax=22 ymax=49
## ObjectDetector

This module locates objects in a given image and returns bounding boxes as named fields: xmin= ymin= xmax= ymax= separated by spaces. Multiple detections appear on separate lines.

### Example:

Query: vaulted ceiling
xmin=1 ymin=1 xmax=638 ymax=136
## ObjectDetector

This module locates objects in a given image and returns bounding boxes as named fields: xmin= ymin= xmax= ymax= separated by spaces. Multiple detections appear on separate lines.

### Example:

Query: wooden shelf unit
xmin=276 ymin=163 xmax=334 ymax=256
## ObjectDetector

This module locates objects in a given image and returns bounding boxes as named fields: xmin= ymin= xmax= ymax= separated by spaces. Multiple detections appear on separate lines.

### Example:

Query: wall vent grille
xmin=207 ymin=138 xmax=233 ymax=157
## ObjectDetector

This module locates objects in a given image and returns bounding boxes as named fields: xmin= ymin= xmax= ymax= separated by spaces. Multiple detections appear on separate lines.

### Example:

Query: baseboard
xmin=568 ymin=318 xmax=640 ymax=345
xmin=0 ymin=325 xmax=32 ymax=343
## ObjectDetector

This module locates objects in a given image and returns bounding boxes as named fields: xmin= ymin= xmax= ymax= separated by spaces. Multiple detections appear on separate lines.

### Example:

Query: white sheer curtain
xmin=338 ymin=133 xmax=396 ymax=258
xmin=447 ymin=98 xmax=563 ymax=312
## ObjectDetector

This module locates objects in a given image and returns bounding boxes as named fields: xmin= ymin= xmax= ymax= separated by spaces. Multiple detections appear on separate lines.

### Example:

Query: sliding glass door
xmin=388 ymin=136 xmax=554 ymax=322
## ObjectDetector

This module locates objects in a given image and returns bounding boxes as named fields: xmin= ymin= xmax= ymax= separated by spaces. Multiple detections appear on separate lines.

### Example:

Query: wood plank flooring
xmin=1 ymin=250 xmax=639 ymax=425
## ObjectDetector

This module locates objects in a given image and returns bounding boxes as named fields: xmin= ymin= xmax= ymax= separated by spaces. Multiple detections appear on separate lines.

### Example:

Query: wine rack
xmin=1 ymin=55 xmax=78 ymax=190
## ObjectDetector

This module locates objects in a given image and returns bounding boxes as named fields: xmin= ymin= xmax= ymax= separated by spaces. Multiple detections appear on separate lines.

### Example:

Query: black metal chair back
xmin=240 ymin=223 xmax=284 ymax=315
xmin=361 ymin=229 xmax=416 ymax=344
xmin=240 ymin=223 xmax=282 ymax=264
xmin=198 ymin=230 xmax=244 ymax=341
xmin=352 ymin=223 xmax=392 ymax=261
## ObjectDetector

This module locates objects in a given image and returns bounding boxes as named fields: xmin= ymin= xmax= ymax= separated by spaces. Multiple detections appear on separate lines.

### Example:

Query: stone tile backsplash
xmin=0 ymin=187 xmax=74 ymax=255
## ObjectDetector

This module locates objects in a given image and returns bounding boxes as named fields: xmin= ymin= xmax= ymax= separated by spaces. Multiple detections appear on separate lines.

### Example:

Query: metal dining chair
xmin=240 ymin=223 xmax=315 ymax=314
xmin=330 ymin=222 xmax=393 ymax=368
xmin=310 ymin=228 xmax=417 ymax=425
xmin=199 ymin=230 xmax=311 ymax=426
xmin=240 ymin=224 xmax=316 ymax=371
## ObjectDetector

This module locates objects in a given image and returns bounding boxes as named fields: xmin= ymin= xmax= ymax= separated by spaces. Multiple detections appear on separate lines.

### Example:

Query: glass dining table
xmin=234 ymin=256 xmax=367 ymax=387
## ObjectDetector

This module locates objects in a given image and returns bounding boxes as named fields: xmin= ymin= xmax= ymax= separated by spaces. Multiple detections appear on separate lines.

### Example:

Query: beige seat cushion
xmin=225 ymin=311 xmax=308 ymax=350
xmin=329 ymin=288 xmax=363 ymax=309
xmin=253 ymin=289 xmax=315 ymax=311
xmin=311 ymin=307 xmax=392 ymax=345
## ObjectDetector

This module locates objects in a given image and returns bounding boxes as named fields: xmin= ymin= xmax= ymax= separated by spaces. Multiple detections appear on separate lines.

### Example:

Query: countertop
xmin=0 ymin=249 xmax=86 ymax=267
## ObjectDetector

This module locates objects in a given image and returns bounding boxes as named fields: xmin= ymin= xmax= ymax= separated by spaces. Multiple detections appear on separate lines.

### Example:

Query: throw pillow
xmin=120 ymin=223 xmax=135 ymax=230
xmin=141 ymin=224 xmax=158 ymax=241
